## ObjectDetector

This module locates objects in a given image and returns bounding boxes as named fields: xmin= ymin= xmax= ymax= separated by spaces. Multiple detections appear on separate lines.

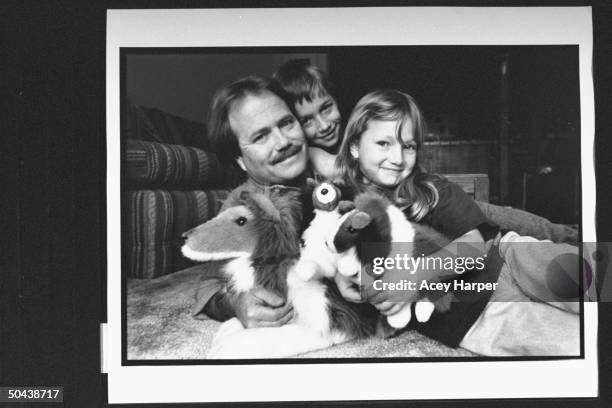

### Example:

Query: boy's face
xmin=294 ymin=93 xmax=342 ymax=149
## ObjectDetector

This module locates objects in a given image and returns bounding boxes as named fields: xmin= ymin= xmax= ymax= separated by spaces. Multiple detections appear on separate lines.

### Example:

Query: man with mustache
xmin=192 ymin=76 xmax=309 ymax=328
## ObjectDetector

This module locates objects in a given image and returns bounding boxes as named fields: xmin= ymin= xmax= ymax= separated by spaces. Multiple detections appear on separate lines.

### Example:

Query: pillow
xmin=125 ymin=102 xmax=211 ymax=150
xmin=126 ymin=140 xmax=244 ymax=189
xmin=126 ymin=189 xmax=229 ymax=278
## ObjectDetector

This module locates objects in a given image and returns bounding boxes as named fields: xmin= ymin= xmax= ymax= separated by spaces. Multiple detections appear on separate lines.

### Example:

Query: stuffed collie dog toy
xmin=181 ymin=187 xmax=379 ymax=359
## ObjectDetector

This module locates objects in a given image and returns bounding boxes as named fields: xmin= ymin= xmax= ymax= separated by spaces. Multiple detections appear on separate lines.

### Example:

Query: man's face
xmin=229 ymin=91 xmax=308 ymax=185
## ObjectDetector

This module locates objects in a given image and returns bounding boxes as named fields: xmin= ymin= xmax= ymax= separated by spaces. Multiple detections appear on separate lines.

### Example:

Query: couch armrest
xmin=126 ymin=140 xmax=244 ymax=190
xmin=126 ymin=189 xmax=230 ymax=278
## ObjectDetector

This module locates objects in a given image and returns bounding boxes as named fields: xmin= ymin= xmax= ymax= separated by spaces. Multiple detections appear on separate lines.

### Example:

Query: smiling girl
xmin=334 ymin=89 xmax=580 ymax=356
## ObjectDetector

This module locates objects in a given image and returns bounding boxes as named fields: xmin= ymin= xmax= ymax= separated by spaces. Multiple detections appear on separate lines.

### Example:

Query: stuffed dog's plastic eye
xmin=348 ymin=226 xmax=356 ymax=233
xmin=235 ymin=217 xmax=247 ymax=226
xmin=315 ymin=182 xmax=337 ymax=205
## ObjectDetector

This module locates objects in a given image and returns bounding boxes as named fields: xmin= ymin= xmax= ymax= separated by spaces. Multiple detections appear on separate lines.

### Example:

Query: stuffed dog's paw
xmin=387 ymin=304 xmax=412 ymax=328
xmin=415 ymin=300 xmax=435 ymax=323
xmin=207 ymin=321 xmax=254 ymax=359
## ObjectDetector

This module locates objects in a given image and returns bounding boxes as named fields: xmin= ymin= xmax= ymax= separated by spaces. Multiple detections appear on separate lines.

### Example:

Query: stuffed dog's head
xmin=181 ymin=201 xmax=258 ymax=262
xmin=181 ymin=191 xmax=279 ymax=262
xmin=327 ymin=192 xmax=394 ymax=253
xmin=307 ymin=178 xmax=352 ymax=212
xmin=181 ymin=189 xmax=301 ymax=262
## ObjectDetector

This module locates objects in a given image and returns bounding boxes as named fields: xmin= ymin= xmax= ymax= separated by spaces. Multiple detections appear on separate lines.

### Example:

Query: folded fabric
xmin=126 ymin=189 xmax=229 ymax=278
xmin=126 ymin=139 xmax=244 ymax=189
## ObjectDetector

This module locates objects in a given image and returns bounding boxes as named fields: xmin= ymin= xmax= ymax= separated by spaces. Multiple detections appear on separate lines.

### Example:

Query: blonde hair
xmin=336 ymin=89 xmax=439 ymax=221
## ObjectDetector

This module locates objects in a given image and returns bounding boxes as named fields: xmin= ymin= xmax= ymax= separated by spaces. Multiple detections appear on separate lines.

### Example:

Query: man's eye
xmin=322 ymin=104 xmax=332 ymax=114
xmin=376 ymin=141 xmax=389 ymax=147
xmin=404 ymin=144 xmax=417 ymax=151
xmin=235 ymin=217 xmax=247 ymax=226
xmin=252 ymin=133 xmax=267 ymax=144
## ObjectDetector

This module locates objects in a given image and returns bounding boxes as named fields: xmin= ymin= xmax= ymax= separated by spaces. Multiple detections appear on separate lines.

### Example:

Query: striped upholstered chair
xmin=124 ymin=103 xmax=243 ymax=278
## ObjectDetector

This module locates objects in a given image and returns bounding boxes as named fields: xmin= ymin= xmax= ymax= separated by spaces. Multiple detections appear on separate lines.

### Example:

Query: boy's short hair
xmin=208 ymin=75 xmax=289 ymax=164
xmin=273 ymin=59 xmax=336 ymax=106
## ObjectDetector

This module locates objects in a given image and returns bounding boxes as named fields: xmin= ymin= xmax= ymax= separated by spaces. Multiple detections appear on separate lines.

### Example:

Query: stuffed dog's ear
xmin=338 ymin=200 xmax=355 ymax=214
xmin=351 ymin=211 xmax=371 ymax=229
xmin=244 ymin=192 xmax=281 ymax=222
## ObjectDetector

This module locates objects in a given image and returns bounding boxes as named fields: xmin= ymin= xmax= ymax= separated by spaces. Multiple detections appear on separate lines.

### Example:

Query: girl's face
xmin=294 ymin=93 xmax=342 ymax=149
xmin=351 ymin=119 xmax=417 ymax=188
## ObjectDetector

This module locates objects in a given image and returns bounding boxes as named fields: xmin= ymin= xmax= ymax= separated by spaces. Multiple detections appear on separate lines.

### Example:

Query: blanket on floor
xmin=127 ymin=265 xmax=475 ymax=360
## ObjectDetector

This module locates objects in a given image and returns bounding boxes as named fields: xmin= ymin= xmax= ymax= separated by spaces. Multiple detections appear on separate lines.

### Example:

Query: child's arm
xmin=308 ymin=146 xmax=341 ymax=180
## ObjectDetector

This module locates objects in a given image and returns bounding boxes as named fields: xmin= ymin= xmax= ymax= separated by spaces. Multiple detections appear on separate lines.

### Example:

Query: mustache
xmin=271 ymin=144 xmax=302 ymax=164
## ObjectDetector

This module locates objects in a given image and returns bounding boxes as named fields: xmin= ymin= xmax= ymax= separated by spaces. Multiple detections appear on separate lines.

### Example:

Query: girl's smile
xmin=351 ymin=119 xmax=417 ymax=188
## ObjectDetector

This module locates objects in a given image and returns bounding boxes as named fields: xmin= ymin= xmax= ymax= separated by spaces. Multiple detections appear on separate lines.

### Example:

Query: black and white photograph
xmin=8 ymin=2 xmax=612 ymax=407
xmin=123 ymin=45 xmax=585 ymax=361
xmin=105 ymin=5 xmax=597 ymax=405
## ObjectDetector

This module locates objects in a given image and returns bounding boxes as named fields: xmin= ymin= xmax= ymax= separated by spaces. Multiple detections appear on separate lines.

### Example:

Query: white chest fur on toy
xmin=387 ymin=205 xmax=416 ymax=242
xmin=336 ymin=247 xmax=361 ymax=278
xmin=223 ymin=257 xmax=256 ymax=293
xmin=386 ymin=205 xmax=435 ymax=327
xmin=286 ymin=268 xmax=332 ymax=336
xmin=223 ymin=255 xmax=333 ymax=336
xmin=297 ymin=208 xmax=343 ymax=280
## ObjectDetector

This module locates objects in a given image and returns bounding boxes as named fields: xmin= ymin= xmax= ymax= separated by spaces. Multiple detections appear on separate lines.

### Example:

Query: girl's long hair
xmin=335 ymin=89 xmax=440 ymax=221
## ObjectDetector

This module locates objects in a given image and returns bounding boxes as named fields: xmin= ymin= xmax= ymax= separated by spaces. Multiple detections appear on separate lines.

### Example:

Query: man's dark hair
xmin=273 ymin=59 xmax=336 ymax=107
xmin=208 ymin=75 xmax=289 ymax=164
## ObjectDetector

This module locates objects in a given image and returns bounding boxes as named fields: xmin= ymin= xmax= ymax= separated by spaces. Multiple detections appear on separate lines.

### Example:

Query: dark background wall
xmin=126 ymin=52 xmax=327 ymax=123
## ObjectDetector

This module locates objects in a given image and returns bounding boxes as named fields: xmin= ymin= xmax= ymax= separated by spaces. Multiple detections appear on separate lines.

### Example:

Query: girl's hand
xmin=333 ymin=273 xmax=363 ymax=303
xmin=361 ymin=264 xmax=421 ymax=305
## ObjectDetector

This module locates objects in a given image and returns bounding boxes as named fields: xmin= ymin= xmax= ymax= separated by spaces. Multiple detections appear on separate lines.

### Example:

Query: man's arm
xmin=192 ymin=275 xmax=234 ymax=321
xmin=193 ymin=273 xmax=295 ymax=327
